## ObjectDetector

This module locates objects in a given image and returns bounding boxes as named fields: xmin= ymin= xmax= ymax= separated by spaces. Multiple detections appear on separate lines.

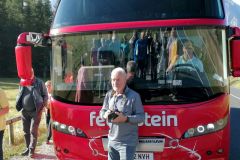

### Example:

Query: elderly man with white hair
xmin=100 ymin=67 xmax=145 ymax=160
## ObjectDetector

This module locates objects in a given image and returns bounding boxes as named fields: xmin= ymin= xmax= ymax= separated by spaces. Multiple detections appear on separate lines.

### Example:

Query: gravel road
xmin=10 ymin=142 xmax=57 ymax=160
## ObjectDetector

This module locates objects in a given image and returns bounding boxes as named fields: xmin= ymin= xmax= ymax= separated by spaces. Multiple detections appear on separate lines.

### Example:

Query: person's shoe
xmin=21 ymin=149 xmax=29 ymax=156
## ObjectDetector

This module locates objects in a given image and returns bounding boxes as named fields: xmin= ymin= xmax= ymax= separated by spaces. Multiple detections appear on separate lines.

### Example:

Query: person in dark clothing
xmin=90 ymin=38 xmax=99 ymax=66
xmin=151 ymin=33 xmax=161 ymax=80
xmin=16 ymin=69 xmax=48 ymax=158
xmin=126 ymin=61 xmax=146 ymax=103
xmin=98 ymin=38 xmax=115 ymax=65
xmin=126 ymin=61 xmax=137 ymax=89
xmin=120 ymin=35 xmax=130 ymax=67
xmin=129 ymin=31 xmax=139 ymax=60
xmin=134 ymin=31 xmax=148 ymax=79
xmin=109 ymin=33 xmax=121 ymax=66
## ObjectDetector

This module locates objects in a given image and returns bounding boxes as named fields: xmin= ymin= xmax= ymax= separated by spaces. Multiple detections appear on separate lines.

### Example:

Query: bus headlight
xmin=68 ymin=126 xmax=76 ymax=135
xmin=183 ymin=115 xmax=228 ymax=138
xmin=52 ymin=121 xmax=87 ymax=138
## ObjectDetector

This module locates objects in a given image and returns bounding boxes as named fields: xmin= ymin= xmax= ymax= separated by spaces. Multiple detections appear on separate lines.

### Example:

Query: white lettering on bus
xmin=90 ymin=111 xmax=178 ymax=127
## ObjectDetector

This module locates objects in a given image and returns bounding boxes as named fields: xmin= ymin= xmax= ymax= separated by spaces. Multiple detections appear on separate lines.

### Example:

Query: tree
xmin=0 ymin=0 xmax=52 ymax=77
xmin=0 ymin=0 xmax=22 ymax=77
xmin=22 ymin=0 xmax=52 ymax=78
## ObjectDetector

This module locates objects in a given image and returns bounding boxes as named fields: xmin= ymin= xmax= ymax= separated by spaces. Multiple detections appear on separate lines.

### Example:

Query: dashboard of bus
xmin=51 ymin=27 xmax=229 ymax=105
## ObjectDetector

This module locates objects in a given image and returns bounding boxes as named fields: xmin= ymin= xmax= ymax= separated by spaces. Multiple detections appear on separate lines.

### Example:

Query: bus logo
xmin=90 ymin=111 xmax=178 ymax=127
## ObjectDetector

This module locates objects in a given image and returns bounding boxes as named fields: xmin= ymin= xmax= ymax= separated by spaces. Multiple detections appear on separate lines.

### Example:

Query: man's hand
xmin=103 ymin=110 xmax=111 ymax=119
xmin=111 ymin=112 xmax=128 ymax=123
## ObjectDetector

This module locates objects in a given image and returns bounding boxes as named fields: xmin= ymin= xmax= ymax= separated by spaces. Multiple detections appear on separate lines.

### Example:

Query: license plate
xmin=134 ymin=152 xmax=154 ymax=160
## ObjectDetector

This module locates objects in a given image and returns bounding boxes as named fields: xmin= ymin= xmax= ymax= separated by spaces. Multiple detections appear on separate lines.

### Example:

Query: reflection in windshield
xmin=52 ymin=27 xmax=228 ymax=105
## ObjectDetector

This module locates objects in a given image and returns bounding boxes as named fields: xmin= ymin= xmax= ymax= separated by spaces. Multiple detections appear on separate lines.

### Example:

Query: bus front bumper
xmin=53 ymin=126 xmax=229 ymax=160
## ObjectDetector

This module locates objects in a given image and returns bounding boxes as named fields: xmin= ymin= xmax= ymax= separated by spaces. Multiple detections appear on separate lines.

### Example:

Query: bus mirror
xmin=17 ymin=32 xmax=51 ymax=46
xmin=15 ymin=45 xmax=32 ymax=80
xmin=15 ymin=33 xmax=32 ymax=83
xmin=230 ymin=27 xmax=240 ymax=77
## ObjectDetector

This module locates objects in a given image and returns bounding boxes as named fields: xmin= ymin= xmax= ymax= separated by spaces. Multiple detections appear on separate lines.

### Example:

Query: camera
xmin=108 ymin=112 xmax=118 ymax=120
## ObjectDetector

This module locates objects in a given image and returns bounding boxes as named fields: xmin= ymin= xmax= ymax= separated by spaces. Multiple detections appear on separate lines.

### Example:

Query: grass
xmin=0 ymin=78 xmax=48 ymax=160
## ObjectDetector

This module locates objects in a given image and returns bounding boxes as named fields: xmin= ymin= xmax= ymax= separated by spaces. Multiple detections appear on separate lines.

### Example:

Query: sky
xmin=50 ymin=0 xmax=56 ymax=8
xmin=232 ymin=0 xmax=240 ymax=5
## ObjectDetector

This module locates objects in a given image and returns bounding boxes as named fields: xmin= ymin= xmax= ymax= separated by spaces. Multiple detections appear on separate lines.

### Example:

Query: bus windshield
xmin=51 ymin=27 xmax=228 ymax=105
xmin=52 ymin=0 xmax=224 ymax=28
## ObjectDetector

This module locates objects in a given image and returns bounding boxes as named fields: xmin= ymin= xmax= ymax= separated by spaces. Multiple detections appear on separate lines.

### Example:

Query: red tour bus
xmin=15 ymin=0 xmax=240 ymax=159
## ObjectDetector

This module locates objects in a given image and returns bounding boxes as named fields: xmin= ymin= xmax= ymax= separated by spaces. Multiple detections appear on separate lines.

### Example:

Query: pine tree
xmin=0 ymin=0 xmax=52 ymax=77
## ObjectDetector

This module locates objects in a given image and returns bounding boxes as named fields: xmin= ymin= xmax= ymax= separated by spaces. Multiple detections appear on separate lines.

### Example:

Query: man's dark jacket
xmin=16 ymin=77 xmax=48 ymax=112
